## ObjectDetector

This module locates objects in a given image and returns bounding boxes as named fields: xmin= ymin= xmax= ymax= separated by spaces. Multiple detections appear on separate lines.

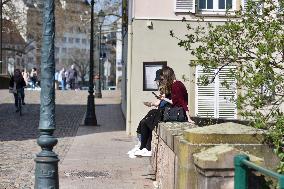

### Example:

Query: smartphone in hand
xmin=152 ymin=92 xmax=160 ymax=99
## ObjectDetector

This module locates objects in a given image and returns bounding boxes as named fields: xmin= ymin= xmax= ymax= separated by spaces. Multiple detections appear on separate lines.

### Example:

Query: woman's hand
xmin=186 ymin=111 xmax=195 ymax=124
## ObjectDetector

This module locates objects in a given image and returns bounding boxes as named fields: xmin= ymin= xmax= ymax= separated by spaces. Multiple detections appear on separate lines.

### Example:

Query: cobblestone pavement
xmin=0 ymin=90 xmax=89 ymax=189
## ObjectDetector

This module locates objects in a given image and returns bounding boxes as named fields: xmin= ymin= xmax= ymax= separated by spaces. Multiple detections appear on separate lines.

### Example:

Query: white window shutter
xmin=195 ymin=66 xmax=216 ymax=118
xmin=175 ymin=0 xmax=196 ymax=13
xmin=195 ymin=66 xmax=237 ymax=119
xmin=242 ymin=0 xmax=247 ymax=10
xmin=218 ymin=67 xmax=237 ymax=119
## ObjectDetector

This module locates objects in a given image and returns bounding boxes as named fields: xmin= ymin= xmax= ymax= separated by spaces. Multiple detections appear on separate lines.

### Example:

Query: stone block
xmin=193 ymin=145 xmax=263 ymax=170
xmin=174 ymin=140 xmax=277 ymax=189
xmin=183 ymin=122 xmax=266 ymax=144
xmin=193 ymin=145 xmax=264 ymax=189
xmin=158 ymin=122 xmax=197 ymax=150
xmin=155 ymin=138 xmax=176 ymax=189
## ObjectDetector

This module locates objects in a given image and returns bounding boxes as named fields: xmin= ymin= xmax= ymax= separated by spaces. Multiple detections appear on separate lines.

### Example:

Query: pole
xmin=83 ymin=0 xmax=98 ymax=126
xmin=279 ymin=175 xmax=284 ymax=189
xmin=234 ymin=154 xmax=249 ymax=189
xmin=0 ymin=0 xmax=3 ymax=74
xmin=34 ymin=0 xmax=59 ymax=188
xmin=95 ymin=24 xmax=102 ymax=98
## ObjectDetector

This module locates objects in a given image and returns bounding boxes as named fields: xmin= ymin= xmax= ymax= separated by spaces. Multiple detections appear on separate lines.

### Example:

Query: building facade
xmin=122 ymin=0 xmax=245 ymax=135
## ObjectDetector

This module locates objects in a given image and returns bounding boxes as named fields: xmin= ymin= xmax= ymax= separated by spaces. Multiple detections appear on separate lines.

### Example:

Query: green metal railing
xmin=234 ymin=154 xmax=284 ymax=189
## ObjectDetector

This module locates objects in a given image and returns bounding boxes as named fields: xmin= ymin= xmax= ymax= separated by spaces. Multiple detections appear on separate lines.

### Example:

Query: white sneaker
xmin=141 ymin=150 xmax=152 ymax=157
xmin=127 ymin=145 xmax=140 ymax=155
xmin=128 ymin=153 xmax=136 ymax=159
xmin=134 ymin=148 xmax=152 ymax=157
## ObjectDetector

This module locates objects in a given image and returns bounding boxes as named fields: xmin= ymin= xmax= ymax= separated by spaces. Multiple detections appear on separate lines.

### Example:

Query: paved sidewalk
xmin=60 ymin=92 xmax=154 ymax=189
xmin=0 ymin=90 xmax=153 ymax=189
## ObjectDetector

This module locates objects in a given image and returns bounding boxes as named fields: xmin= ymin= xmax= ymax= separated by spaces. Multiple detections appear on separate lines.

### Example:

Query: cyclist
xmin=9 ymin=69 xmax=26 ymax=112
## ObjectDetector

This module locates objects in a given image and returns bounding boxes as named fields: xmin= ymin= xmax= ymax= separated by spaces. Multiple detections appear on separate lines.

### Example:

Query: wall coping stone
xmin=193 ymin=145 xmax=264 ymax=170
xmin=183 ymin=122 xmax=266 ymax=144
xmin=157 ymin=122 xmax=197 ymax=150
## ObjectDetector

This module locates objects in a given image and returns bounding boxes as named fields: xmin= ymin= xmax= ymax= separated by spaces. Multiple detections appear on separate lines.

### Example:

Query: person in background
xmin=68 ymin=64 xmax=78 ymax=90
xmin=59 ymin=68 xmax=66 ymax=90
xmin=9 ymin=69 xmax=27 ymax=111
xmin=30 ymin=67 xmax=38 ymax=90
xmin=55 ymin=71 xmax=59 ymax=90
xmin=21 ymin=69 xmax=29 ymax=86
xmin=65 ymin=70 xmax=69 ymax=90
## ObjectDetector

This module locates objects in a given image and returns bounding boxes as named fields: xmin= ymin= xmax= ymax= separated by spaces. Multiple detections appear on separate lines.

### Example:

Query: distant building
xmin=3 ymin=0 xmax=91 ymax=77
xmin=1 ymin=19 xmax=26 ymax=75
xmin=55 ymin=0 xmax=91 ymax=80
xmin=115 ymin=19 xmax=122 ymax=89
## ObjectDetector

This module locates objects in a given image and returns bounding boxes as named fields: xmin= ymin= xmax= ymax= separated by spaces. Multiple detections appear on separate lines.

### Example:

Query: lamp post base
xmin=35 ymin=155 xmax=59 ymax=189
xmin=83 ymin=94 xmax=98 ymax=126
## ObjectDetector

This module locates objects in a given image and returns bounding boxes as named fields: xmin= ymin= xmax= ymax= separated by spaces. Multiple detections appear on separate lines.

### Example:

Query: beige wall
xmin=126 ymin=19 xmax=215 ymax=135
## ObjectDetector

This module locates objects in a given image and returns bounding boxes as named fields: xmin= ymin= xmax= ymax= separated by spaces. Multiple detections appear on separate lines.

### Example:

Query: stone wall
xmin=151 ymin=122 xmax=279 ymax=189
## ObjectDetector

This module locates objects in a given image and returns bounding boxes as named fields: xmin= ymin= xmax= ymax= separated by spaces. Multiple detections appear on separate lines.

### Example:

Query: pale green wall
xmin=127 ymin=19 xmax=202 ymax=135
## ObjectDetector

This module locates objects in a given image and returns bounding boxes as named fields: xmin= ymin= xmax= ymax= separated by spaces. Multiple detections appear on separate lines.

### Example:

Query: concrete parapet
xmin=193 ymin=145 xmax=263 ymax=189
xmin=151 ymin=121 xmax=279 ymax=189
xmin=183 ymin=122 xmax=266 ymax=144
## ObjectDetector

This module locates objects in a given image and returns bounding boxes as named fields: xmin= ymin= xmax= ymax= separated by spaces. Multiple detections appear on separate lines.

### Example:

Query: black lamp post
xmin=83 ymin=0 xmax=98 ymax=126
xmin=94 ymin=10 xmax=105 ymax=98
xmin=34 ymin=0 xmax=59 ymax=188
xmin=0 ymin=0 xmax=3 ymax=74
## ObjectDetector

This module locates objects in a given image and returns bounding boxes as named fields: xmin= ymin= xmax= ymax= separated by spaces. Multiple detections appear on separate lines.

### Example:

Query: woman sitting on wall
xmin=127 ymin=69 xmax=171 ymax=157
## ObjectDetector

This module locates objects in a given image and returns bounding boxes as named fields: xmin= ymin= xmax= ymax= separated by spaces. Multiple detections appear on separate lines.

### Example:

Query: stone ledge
xmin=157 ymin=122 xmax=197 ymax=150
xmin=183 ymin=122 xmax=266 ymax=144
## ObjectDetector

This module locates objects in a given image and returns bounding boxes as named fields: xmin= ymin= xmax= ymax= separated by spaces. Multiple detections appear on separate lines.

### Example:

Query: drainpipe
xmin=126 ymin=22 xmax=133 ymax=135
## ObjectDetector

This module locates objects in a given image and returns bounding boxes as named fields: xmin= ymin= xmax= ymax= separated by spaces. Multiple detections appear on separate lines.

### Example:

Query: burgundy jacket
xmin=171 ymin=80 xmax=189 ymax=112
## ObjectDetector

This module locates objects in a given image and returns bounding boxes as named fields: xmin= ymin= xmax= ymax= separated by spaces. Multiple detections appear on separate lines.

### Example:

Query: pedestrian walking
xmin=55 ymin=71 xmax=59 ymax=90
xmin=68 ymin=64 xmax=78 ymax=90
xmin=22 ymin=69 xmax=29 ymax=86
xmin=59 ymin=68 xmax=66 ymax=90
xmin=30 ymin=68 xmax=38 ymax=90
xmin=9 ymin=69 xmax=27 ymax=112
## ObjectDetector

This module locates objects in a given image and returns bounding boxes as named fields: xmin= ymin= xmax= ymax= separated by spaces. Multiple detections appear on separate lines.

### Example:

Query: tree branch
xmin=2 ymin=0 xmax=13 ymax=5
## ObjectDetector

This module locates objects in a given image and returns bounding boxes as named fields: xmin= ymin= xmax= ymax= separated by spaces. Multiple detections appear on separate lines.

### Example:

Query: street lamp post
xmin=34 ymin=0 xmax=59 ymax=188
xmin=94 ymin=10 xmax=105 ymax=98
xmin=83 ymin=0 xmax=98 ymax=126
xmin=0 ymin=0 xmax=3 ymax=74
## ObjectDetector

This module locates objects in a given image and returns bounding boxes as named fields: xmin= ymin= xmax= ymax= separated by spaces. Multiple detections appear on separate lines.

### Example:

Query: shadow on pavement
xmin=0 ymin=103 xmax=126 ymax=142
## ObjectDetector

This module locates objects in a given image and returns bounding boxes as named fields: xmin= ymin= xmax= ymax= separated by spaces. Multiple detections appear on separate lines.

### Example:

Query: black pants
xmin=14 ymin=88 xmax=25 ymax=107
xmin=138 ymin=119 xmax=152 ymax=151
xmin=69 ymin=79 xmax=76 ymax=90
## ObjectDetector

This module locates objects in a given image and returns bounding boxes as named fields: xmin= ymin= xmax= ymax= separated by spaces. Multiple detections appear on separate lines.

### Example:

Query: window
xmin=75 ymin=38 xmax=80 ymax=43
xmin=143 ymin=62 xmax=167 ymax=91
xmin=62 ymin=37 xmax=67 ymax=43
xmin=82 ymin=39 xmax=87 ymax=44
xmin=62 ymin=48 xmax=67 ymax=53
xmin=68 ymin=38 xmax=74 ymax=43
xmin=28 ymin=57 xmax=34 ymax=63
xmin=195 ymin=66 xmax=237 ymax=119
xmin=198 ymin=0 xmax=233 ymax=10
xmin=55 ymin=47 xmax=59 ymax=53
